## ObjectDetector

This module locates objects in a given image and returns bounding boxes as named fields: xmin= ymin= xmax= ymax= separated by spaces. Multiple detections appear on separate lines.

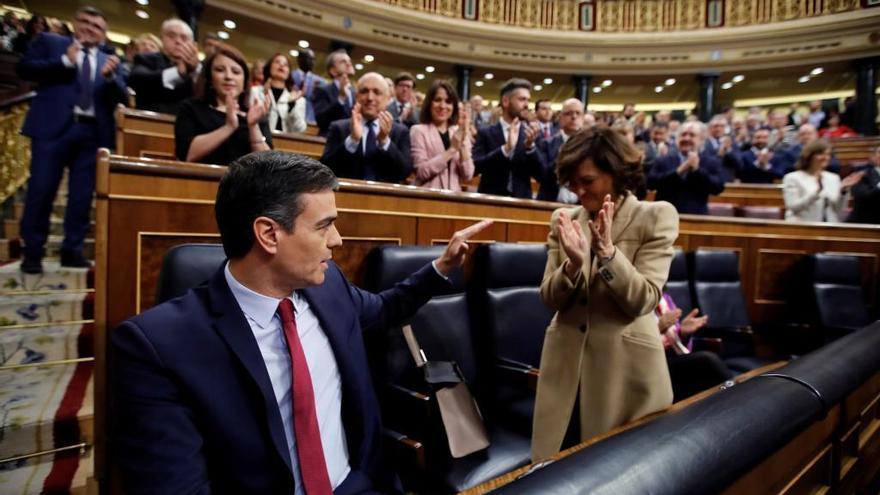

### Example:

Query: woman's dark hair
xmin=796 ymin=140 xmax=830 ymax=172
xmin=25 ymin=15 xmax=47 ymax=36
xmin=262 ymin=53 xmax=294 ymax=91
xmin=195 ymin=43 xmax=250 ymax=110
xmin=216 ymin=151 xmax=339 ymax=258
xmin=419 ymin=80 xmax=460 ymax=125
xmin=556 ymin=126 xmax=644 ymax=196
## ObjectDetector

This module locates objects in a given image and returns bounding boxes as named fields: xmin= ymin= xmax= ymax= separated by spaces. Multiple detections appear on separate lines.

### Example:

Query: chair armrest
xmin=690 ymin=337 xmax=723 ymax=354
xmin=383 ymin=428 xmax=426 ymax=491
xmin=496 ymin=358 xmax=540 ymax=391
xmin=382 ymin=383 xmax=434 ymax=442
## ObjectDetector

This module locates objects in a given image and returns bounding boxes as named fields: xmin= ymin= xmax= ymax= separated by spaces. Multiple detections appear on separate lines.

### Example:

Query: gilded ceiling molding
xmin=213 ymin=0 xmax=880 ymax=74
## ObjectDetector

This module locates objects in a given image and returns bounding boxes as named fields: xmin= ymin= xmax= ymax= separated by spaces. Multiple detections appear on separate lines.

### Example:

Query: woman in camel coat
xmin=532 ymin=127 xmax=678 ymax=461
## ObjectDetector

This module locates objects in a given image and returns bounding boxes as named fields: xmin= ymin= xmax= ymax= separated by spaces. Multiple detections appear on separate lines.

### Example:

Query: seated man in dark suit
xmin=537 ymin=97 xmax=582 ymax=203
xmin=847 ymin=145 xmax=880 ymax=224
xmin=703 ymin=115 xmax=743 ymax=183
xmin=312 ymin=49 xmax=356 ymax=136
xmin=127 ymin=18 xmax=198 ymax=115
xmin=647 ymin=121 xmax=725 ymax=215
xmin=16 ymin=6 xmax=126 ymax=274
xmin=776 ymin=123 xmax=842 ymax=175
xmin=738 ymin=128 xmax=786 ymax=184
xmin=473 ymin=78 xmax=544 ymax=198
xmin=320 ymin=72 xmax=412 ymax=183
xmin=112 ymin=150 xmax=491 ymax=495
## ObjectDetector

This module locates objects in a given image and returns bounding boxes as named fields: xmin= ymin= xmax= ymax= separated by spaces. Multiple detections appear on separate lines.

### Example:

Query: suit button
xmin=579 ymin=324 xmax=587 ymax=333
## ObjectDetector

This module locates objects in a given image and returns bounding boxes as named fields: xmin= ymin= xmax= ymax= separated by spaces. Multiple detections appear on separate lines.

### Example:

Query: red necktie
xmin=277 ymin=299 xmax=333 ymax=495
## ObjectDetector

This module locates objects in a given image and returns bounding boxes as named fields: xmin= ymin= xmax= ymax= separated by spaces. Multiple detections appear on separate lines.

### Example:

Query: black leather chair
xmin=364 ymin=245 xmax=532 ymax=494
xmin=470 ymin=243 xmax=551 ymax=436
xmin=691 ymin=249 xmax=768 ymax=372
xmin=810 ymin=253 xmax=872 ymax=336
xmin=155 ymin=243 xmax=227 ymax=304
xmin=664 ymin=248 xmax=693 ymax=315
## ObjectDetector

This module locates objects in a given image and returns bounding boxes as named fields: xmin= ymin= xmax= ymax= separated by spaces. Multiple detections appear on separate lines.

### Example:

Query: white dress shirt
xmin=344 ymin=119 xmax=391 ymax=154
xmin=62 ymin=46 xmax=97 ymax=116
xmin=498 ymin=118 xmax=537 ymax=159
xmin=224 ymin=263 xmax=351 ymax=492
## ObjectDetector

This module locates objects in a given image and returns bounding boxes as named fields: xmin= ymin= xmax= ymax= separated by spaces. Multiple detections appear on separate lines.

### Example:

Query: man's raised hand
xmin=435 ymin=220 xmax=494 ymax=276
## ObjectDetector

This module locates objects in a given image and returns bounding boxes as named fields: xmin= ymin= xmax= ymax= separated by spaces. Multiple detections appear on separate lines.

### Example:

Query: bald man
xmin=320 ymin=72 xmax=412 ymax=183
xmin=537 ymin=98 xmax=583 ymax=202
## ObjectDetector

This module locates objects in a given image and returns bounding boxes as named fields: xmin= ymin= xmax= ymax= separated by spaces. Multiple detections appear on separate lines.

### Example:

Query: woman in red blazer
xmin=409 ymin=80 xmax=475 ymax=191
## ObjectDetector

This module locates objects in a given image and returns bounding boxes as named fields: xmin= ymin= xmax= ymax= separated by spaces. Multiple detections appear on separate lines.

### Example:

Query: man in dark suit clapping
xmin=127 ymin=18 xmax=198 ymax=115
xmin=312 ymin=49 xmax=356 ymax=136
xmin=320 ymin=72 xmax=412 ymax=184
xmin=473 ymin=78 xmax=545 ymax=198
xmin=16 ymin=6 xmax=126 ymax=274
xmin=647 ymin=121 xmax=725 ymax=215
xmin=537 ymin=97 xmax=583 ymax=203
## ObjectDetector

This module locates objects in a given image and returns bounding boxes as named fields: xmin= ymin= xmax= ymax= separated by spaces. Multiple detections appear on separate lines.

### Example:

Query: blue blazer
xmin=17 ymin=33 xmax=125 ymax=148
xmin=112 ymin=262 xmax=449 ymax=494
xmin=312 ymin=81 xmax=355 ymax=137
xmin=702 ymin=138 xmax=743 ymax=183
xmin=737 ymin=148 xmax=786 ymax=184
xmin=473 ymin=122 xmax=545 ymax=198
xmin=536 ymin=133 xmax=565 ymax=201
xmin=647 ymin=153 xmax=726 ymax=215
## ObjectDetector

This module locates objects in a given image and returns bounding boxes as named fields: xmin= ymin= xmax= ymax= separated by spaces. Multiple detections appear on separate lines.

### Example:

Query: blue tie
xmin=77 ymin=51 xmax=93 ymax=111
xmin=364 ymin=122 xmax=378 ymax=180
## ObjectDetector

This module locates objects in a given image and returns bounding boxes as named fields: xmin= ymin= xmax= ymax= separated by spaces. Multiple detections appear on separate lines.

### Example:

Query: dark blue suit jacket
xmin=112 ymin=262 xmax=449 ymax=494
xmin=737 ymin=148 xmax=786 ymax=184
xmin=312 ymin=81 xmax=356 ymax=137
xmin=776 ymin=143 xmax=842 ymax=175
xmin=473 ymin=122 xmax=545 ymax=198
xmin=647 ymin=153 xmax=725 ymax=215
xmin=320 ymin=118 xmax=413 ymax=183
xmin=703 ymin=137 xmax=743 ymax=183
xmin=17 ymin=33 xmax=125 ymax=148
xmin=536 ymin=133 xmax=564 ymax=201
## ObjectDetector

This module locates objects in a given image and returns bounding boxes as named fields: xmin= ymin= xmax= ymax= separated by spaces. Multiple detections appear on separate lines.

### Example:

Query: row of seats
xmin=492 ymin=320 xmax=880 ymax=494
xmin=708 ymin=203 xmax=784 ymax=219
xmin=150 ymin=243 xmax=874 ymax=493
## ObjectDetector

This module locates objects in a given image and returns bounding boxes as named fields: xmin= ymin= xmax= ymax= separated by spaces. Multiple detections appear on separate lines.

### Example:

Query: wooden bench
xmin=830 ymin=135 xmax=880 ymax=169
xmin=115 ymin=106 xmax=326 ymax=160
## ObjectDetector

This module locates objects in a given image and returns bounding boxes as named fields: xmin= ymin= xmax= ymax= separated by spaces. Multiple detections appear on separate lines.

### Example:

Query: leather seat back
xmin=364 ymin=245 xmax=464 ymax=293
xmin=692 ymin=249 xmax=750 ymax=328
xmin=486 ymin=287 xmax=553 ymax=369
xmin=664 ymin=248 xmax=693 ymax=314
xmin=811 ymin=253 xmax=871 ymax=331
xmin=155 ymin=244 xmax=227 ymax=304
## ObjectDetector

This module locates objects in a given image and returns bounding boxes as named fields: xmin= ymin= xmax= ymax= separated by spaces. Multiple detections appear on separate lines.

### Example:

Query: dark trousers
xmin=667 ymin=351 xmax=735 ymax=402
xmin=20 ymin=121 xmax=97 ymax=260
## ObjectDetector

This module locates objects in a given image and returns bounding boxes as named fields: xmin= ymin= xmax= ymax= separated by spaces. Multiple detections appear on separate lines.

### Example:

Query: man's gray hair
xmin=161 ymin=18 xmax=193 ymax=39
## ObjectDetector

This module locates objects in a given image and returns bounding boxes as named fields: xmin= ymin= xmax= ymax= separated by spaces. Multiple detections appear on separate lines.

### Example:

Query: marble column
xmin=697 ymin=72 xmax=719 ymax=123
xmin=455 ymin=65 xmax=473 ymax=102
xmin=573 ymin=75 xmax=591 ymax=108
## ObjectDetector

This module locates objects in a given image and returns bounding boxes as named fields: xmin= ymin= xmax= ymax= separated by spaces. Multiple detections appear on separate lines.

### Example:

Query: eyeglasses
xmin=75 ymin=16 xmax=106 ymax=33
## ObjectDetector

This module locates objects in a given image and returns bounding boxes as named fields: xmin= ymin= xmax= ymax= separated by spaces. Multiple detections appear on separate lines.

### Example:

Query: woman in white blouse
xmin=250 ymin=53 xmax=307 ymax=134
xmin=782 ymin=140 xmax=861 ymax=222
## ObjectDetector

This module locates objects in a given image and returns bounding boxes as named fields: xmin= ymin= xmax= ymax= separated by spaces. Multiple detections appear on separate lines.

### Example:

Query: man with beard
xmin=647 ymin=121 xmax=725 ymax=215
xmin=128 ymin=18 xmax=199 ymax=115
xmin=472 ymin=78 xmax=544 ymax=198
xmin=320 ymin=72 xmax=412 ymax=183
xmin=738 ymin=128 xmax=786 ymax=184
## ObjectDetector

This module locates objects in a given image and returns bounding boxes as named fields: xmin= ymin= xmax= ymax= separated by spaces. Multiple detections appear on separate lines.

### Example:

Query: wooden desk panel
xmin=115 ymin=106 xmax=326 ymax=160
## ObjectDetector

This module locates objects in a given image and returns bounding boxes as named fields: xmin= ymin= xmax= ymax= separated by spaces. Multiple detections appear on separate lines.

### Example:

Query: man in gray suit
xmin=386 ymin=72 xmax=419 ymax=127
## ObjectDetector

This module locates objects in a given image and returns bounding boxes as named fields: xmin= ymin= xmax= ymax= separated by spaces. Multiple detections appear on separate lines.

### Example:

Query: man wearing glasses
xmin=16 ymin=6 xmax=126 ymax=274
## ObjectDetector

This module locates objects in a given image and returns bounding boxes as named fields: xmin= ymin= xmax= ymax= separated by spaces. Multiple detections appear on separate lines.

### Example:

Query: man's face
xmin=582 ymin=113 xmax=596 ymax=128
xmin=677 ymin=124 xmax=702 ymax=154
xmin=470 ymin=96 xmax=483 ymax=112
xmin=752 ymin=130 xmax=769 ymax=149
xmin=74 ymin=12 xmax=106 ymax=47
xmin=395 ymin=79 xmax=414 ymax=103
xmin=623 ymin=104 xmax=635 ymax=118
xmin=536 ymin=101 xmax=553 ymax=123
xmin=558 ymin=102 xmax=583 ymax=135
xmin=798 ymin=125 xmax=818 ymax=146
xmin=502 ymin=87 xmax=530 ymax=121
xmin=161 ymin=24 xmax=192 ymax=60
xmin=204 ymin=38 xmax=220 ymax=57
xmin=273 ymin=190 xmax=342 ymax=289
xmin=709 ymin=119 xmax=726 ymax=138
xmin=330 ymin=53 xmax=354 ymax=79
xmin=651 ymin=126 xmax=668 ymax=144
xmin=771 ymin=112 xmax=787 ymax=129
xmin=357 ymin=75 xmax=390 ymax=120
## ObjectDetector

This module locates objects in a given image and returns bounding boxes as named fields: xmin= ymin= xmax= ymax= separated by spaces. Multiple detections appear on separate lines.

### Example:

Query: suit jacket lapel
xmin=206 ymin=270 xmax=293 ymax=475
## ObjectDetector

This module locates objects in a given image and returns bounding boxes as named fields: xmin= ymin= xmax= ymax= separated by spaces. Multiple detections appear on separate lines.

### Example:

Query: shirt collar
xmin=224 ymin=262 xmax=296 ymax=328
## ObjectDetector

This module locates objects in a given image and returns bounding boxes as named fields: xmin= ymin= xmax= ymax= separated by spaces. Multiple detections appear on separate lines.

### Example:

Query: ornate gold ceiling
xmin=213 ymin=0 xmax=880 ymax=74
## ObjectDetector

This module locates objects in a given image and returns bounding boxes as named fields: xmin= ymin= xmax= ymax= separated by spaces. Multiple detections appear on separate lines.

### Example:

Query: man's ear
xmin=252 ymin=216 xmax=281 ymax=255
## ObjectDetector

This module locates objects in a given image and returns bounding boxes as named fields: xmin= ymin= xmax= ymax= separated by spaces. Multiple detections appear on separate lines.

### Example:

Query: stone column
xmin=573 ymin=75 xmax=591 ymax=109
xmin=853 ymin=57 xmax=879 ymax=136
xmin=697 ymin=72 xmax=719 ymax=123
xmin=455 ymin=65 xmax=473 ymax=102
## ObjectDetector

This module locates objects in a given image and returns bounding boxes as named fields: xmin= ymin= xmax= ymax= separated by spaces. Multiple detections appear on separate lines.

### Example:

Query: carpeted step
xmin=0 ymin=293 xmax=92 ymax=328
xmin=0 ymin=261 xmax=93 ymax=294
xmin=0 ymin=440 xmax=94 ymax=495
xmin=3 ymin=219 xmax=96 ymax=241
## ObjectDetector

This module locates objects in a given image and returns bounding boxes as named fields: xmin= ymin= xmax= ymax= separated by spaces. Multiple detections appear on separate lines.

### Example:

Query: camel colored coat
xmin=532 ymin=194 xmax=678 ymax=461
